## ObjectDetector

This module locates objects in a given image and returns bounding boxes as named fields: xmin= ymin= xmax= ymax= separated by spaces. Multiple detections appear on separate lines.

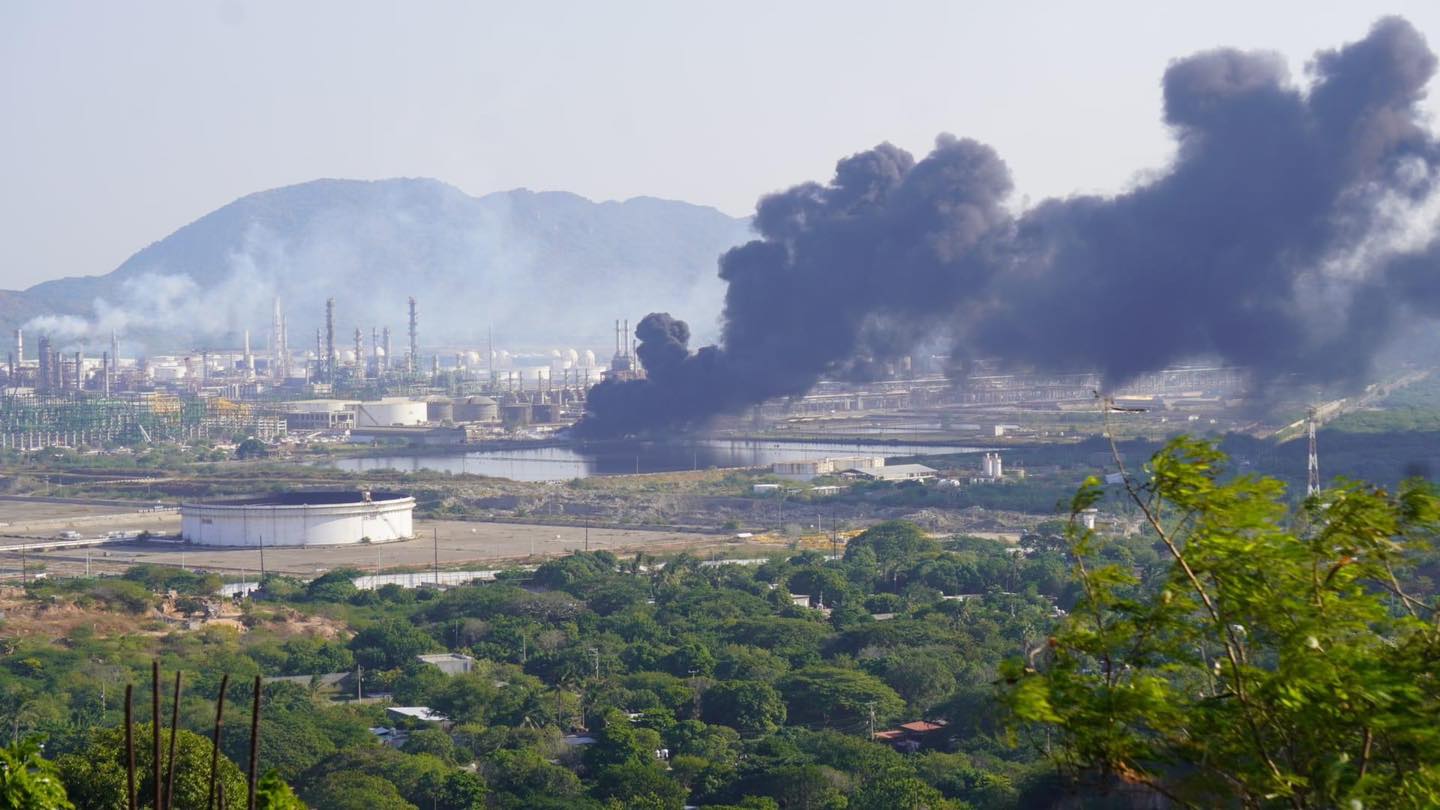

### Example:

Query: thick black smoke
xmin=580 ymin=18 xmax=1440 ymax=437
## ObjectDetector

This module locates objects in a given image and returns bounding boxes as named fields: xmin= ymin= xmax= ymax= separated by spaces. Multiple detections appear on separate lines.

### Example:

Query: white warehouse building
xmin=180 ymin=490 xmax=415 ymax=547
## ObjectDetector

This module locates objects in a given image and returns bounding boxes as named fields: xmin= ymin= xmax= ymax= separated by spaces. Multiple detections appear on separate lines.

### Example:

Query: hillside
xmin=7 ymin=178 xmax=752 ymax=351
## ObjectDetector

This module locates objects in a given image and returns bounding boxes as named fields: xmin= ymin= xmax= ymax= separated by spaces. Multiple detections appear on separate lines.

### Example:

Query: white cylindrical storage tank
xmin=353 ymin=399 xmax=428 ymax=427
xmin=181 ymin=491 xmax=415 ymax=547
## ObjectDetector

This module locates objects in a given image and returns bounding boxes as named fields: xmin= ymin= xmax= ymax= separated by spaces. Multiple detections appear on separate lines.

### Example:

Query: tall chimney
xmin=408 ymin=297 xmax=419 ymax=375
xmin=13 ymin=329 xmax=22 ymax=365
xmin=271 ymin=297 xmax=285 ymax=381
xmin=324 ymin=298 xmax=336 ymax=382
xmin=279 ymin=312 xmax=289 ymax=380
xmin=243 ymin=329 xmax=253 ymax=377
xmin=37 ymin=336 xmax=50 ymax=392
xmin=382 ymin=326 xmax=391 ymax=372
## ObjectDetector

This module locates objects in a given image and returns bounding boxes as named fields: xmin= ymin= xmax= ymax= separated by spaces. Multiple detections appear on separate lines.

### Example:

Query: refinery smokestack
xmin=407 ymin=297 xmax=418 ymax=375
xmin=13 ymin=329 xmax=22 ymax=365
xmin=279 ymin=312 xmax=289 ymax=380
xmin=325 ymin=298 xmax=336 ymax=382
xmin=243 ymin=329 xmax=253 ymax=377
xmin=353 ymin=328 xmax=362 ymax=375
xmin=271 ymin=297 xmax=284 ymax=382
xmin=382 ymin=326 xmax=391 ymax=372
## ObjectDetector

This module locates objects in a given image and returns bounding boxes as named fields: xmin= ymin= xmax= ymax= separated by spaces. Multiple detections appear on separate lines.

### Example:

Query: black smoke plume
xmin=580 ymin=17 xmax=1440 ymax=437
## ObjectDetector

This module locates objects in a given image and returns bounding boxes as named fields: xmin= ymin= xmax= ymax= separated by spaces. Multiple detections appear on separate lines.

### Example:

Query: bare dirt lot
xmin=7 ymin=519 xmax=728 ymax=578
xmin=0 ymin=502 xmax=179 ymax=541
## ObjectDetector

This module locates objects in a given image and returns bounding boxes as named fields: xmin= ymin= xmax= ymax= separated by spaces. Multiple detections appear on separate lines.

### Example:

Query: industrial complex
xmin=0 ymin=298 xmax=623 ymax=451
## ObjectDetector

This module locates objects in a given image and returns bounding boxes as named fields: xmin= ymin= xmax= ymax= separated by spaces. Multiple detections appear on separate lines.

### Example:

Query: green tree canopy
xmin=778 ymin=666 xmax=904 ymax=729
xmin=0 ymin=737 xmax=74 ymax=810
xmin=57 ymin=723 xmax=247 ymax=810
xmin=348 ymin=618 xmax=437 ymax=670
xmin=1007 ymin=436 xmax=1440 ymax=808
xmin=304 ymin=569 xmax=362 ymax=603
xmin=843 ymin=521 xmax=939 ymax=564
xmin=700 ymin=681 xmax=786 ymax=736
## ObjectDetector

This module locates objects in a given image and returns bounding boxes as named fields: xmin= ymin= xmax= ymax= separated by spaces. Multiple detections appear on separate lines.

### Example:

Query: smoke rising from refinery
xmin=580 ymin=17 xmax=1440 ymax=437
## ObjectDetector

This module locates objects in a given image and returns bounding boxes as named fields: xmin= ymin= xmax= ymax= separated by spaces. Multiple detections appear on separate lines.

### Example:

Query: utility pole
xmin=432 ymin=528 xmax=440 ymax=588
xmin=258 ymin=534 xmax=265 ymax=578
xmin=866 ymin=701 xmax=877 ymax=740
xmin=589 ymin=647 xmax=600 ymax=679
xmin=831 ymin=509 xmax=840 ymax=560
xmin=584 ymin=516 xmax=590 ymax=552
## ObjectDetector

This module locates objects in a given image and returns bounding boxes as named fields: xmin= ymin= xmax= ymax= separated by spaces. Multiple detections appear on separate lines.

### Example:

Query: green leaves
xmin=0 ymin=737 xmax=74 ymax=810
xmin=1007 ymin=436 xmax=1440 ymax=808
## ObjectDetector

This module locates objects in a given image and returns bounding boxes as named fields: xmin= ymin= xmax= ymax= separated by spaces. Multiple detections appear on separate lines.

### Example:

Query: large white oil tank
xmin=181 ymin=490 xmax=414 ymax=546
xmin=582 ymin=350 xmax=596 ymax=367
xmin=353 ymin=398 xmax=428 ymax=427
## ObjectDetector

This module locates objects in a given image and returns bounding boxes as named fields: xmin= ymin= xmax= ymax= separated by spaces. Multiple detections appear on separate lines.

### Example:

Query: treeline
xmin=0 ymin=520 xmax=1119 ymax=808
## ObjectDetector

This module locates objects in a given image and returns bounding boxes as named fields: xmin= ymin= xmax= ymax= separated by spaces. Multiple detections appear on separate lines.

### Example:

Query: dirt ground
xmin=0 ymin=501 xmax=180 ymax=539
xmin=6 ymin=519 xmax=732 ymax=578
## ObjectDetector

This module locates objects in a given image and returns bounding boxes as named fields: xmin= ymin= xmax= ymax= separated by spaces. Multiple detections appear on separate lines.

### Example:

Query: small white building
xmin=387 ymin=706 xmax=449 ymax=725
xmin=845 ymin=463 xmax=937 ymax=482
xmin=417 ymin=653 xmax=476 ymax=676
xmin=771 ymin=455 xmax=884 ymax=481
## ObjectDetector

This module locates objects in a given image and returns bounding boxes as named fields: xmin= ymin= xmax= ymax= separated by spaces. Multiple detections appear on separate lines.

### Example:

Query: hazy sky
xmin=4 ymin=1 xmax=1440 ymax=290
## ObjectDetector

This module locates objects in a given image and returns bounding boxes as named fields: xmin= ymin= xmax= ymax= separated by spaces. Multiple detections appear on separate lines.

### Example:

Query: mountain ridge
xmin=7 ymin=177 xmax=752 ymax=351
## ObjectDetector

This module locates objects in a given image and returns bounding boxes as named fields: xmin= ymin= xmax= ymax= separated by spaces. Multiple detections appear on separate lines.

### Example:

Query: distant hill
xmin=4 ymin=178 xmax=752 ymax=353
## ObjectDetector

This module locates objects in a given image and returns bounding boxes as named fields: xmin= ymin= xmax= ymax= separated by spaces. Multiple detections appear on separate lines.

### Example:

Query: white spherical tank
xmin=181 ymin=491 xmax=414 ymax=547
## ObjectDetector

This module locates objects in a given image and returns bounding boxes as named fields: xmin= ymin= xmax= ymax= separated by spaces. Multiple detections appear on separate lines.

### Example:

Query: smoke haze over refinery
xmin=5 ymin=1 xmax=1440 ymax=290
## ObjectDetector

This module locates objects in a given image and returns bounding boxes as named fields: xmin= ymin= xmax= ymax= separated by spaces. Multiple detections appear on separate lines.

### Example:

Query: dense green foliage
xmin=1008 ymin=437 xmax=1440 ymax=808
xmin=6 ymin=439 xmax=1437 ymax=807
xmin=0 ymin=518 xmax=1081 ymax=808
xmin=0 ymin=737 xmax=74 ymax=809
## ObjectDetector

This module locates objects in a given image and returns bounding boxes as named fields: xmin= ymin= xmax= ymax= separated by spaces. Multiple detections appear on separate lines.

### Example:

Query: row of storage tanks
xmin=432 ymin=397 xmax=564 ymax=426
xmin=288 ymin=396 xmax=563 ymax=428
xmin=360 ymin=396 xmax=562 ymax=426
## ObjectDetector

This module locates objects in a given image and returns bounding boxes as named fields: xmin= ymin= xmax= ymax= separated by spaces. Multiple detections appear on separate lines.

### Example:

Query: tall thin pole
xmin=166 ymin=670 xmax=182 ymax=810
xmin=432 ymin=528 xmax=440 ymax=588
xmin=208 ymin=673 xmax=229 ymax=810
xmin=125 ymin=685 xmax=137 ymax=810
xmin=152 ymin=662 xmax=161 ymax=810
xmin=246 ymin=675 xmax=261 ymax=810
